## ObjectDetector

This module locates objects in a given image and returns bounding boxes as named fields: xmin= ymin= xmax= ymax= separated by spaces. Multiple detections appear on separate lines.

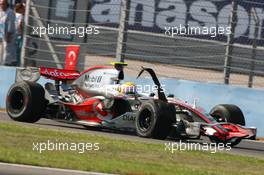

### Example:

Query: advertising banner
xmin=88 ymin=0 xmax=264 ymax=45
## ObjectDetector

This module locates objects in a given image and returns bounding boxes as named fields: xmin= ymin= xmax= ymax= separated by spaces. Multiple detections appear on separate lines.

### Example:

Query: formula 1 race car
xmin=5 ymin=46 xmax=257 ymax=147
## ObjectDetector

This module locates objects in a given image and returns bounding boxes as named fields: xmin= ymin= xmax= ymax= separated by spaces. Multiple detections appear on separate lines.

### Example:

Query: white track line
xmin=0 ymin=162 xmax=115 ymax=175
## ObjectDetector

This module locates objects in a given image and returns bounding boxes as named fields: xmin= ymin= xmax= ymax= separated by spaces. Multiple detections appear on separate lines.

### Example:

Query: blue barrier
xmin=0 ymin=66 xmax=16 ymax=108
xmin=0 ymin=66 xmax=263 ymax=136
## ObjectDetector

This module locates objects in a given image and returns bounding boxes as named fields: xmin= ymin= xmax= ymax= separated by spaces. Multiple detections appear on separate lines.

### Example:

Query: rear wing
xmin=15 ymin=45 xmax=80 ymax=82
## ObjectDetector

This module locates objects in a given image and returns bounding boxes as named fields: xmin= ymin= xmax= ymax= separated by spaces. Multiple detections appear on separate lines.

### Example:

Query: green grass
xmin=0 ymin=122 xmax=263 ymax=175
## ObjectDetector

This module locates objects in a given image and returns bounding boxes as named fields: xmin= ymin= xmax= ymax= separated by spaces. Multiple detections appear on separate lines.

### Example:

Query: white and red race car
xmin=5 ymin=46 xmax=257 ymax=147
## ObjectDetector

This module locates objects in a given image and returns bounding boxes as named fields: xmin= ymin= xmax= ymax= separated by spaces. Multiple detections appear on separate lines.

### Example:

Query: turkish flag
xmin=65 ymin=45 xmax=80 ymax=71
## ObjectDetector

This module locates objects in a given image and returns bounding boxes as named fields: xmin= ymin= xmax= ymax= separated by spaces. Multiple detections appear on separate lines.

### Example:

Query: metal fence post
xmin=115 ymin=0 xmax=130 ymax=62
xmin=20 ymin=0 xmax=31 ymax=67
xmin=224 ymin=0 xmax=238 ymax=84
xmin=248 ymin=8 xmax=259 ymax=88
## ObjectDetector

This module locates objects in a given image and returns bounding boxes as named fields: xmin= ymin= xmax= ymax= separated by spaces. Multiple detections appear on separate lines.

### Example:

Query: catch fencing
xmin=20 ymin=0 xmax=264 ymax=88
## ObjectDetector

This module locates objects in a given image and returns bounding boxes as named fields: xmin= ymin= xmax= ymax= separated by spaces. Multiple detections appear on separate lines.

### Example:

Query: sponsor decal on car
xmin=43 ymin=68 xmax=71 ymax=77
xmin=84 ymin=74 xmax=103 ymax=83
xmin=122 ymin=114 xmax=135 ymax=121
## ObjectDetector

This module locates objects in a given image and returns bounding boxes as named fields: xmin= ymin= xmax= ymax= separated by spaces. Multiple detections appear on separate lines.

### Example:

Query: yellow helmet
xmin=118 ymin=82 xmax=137 ymax=94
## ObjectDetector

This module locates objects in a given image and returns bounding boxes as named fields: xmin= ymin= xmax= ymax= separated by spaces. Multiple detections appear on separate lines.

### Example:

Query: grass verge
xmin=0 ymin=122 xmax=263 ymax=175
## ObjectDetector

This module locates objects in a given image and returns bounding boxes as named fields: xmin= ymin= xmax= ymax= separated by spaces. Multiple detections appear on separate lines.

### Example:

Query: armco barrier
xmin=0 ymin=66 xmax=263 ymax=136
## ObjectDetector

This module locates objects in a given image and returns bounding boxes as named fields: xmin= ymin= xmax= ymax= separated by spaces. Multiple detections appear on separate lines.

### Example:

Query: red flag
xmin=65 ymin=45 xmax=80 ymax=71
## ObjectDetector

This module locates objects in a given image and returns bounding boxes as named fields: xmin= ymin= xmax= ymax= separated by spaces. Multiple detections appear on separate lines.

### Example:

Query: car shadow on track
xmin=232 ymin=146 xmax=264 ymax=152
xmin=36 ymin=120 xmax=138 ymax=136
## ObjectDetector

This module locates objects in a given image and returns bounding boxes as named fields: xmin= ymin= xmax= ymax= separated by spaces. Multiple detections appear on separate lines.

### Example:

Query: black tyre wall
xmin=6 ymin=81 xmax=46 ymax=123
xmin=210 ymin=104 xmax=245 ymax=126
xmin=136 ymin=100 xmax=175 ymax=140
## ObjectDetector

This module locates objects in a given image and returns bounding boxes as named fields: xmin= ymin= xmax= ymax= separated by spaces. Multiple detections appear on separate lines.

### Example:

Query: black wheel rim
xmin=10 ymin=90 xmax=25 ymax=112
xmin=212 ymin=112 xmax=227 ymax=123
xmin=138 ymin=109 xmax=152 ymax=132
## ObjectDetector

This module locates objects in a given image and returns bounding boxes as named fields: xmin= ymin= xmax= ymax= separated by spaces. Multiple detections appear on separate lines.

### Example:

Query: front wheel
xmin=135 ymin=100 xmax=175 ymax=140
xmin=210 ymin=104 xmax=245 ymax=126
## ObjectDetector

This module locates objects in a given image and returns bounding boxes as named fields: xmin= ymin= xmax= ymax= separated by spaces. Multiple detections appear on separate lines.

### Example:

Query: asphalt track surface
xmin=0 ymin=111 xmax=264 ymax=174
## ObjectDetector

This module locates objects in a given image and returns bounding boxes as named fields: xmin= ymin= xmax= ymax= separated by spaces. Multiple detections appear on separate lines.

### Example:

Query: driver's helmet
xmin=118 ymin=82 xmax=137 ymax=95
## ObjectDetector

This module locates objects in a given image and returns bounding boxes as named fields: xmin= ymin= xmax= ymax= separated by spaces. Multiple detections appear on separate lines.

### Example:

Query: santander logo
xmin=43 ymin=68 xmax=70 ymax=77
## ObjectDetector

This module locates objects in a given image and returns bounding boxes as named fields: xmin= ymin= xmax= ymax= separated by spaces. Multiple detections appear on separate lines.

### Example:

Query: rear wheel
xmin=135 ymin=100 xmax=175 ymax=140
xmin=6 ymin=81 xmax=46 ymax=123
xmin=210 ymin=104 xmax=245 ymax=126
